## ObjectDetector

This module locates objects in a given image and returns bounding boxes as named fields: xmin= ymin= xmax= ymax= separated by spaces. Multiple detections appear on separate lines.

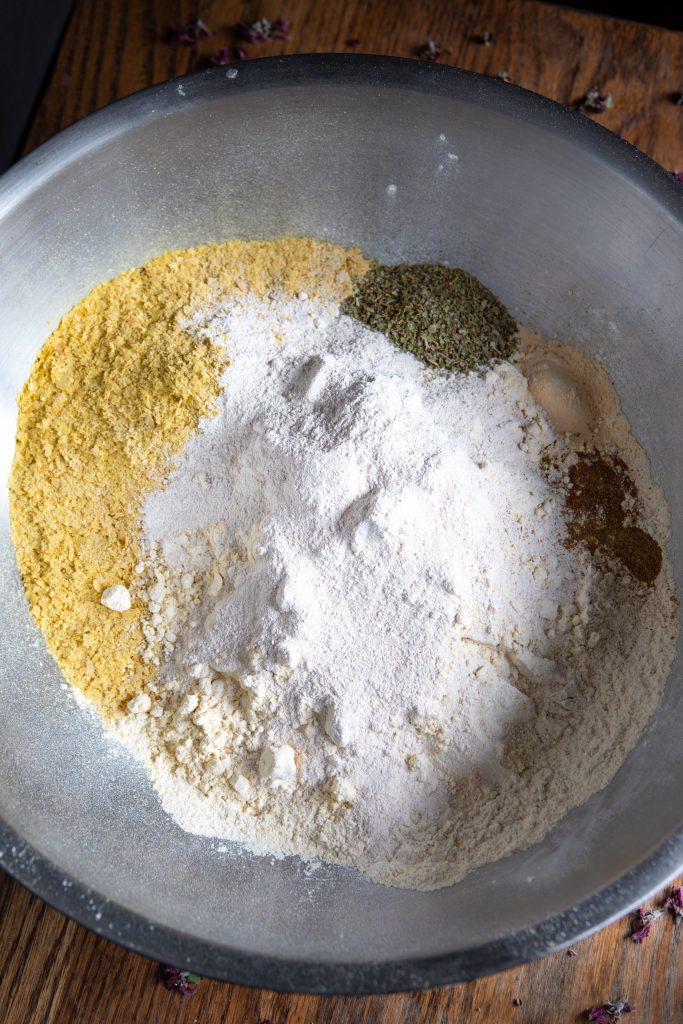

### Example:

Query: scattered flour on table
xmin=114 ymin=293 xmax=676 ymax=890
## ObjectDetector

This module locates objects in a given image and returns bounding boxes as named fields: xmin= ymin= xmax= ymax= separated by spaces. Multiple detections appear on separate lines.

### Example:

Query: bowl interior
xmin=1 ymin=57 xmax=682 ymax=991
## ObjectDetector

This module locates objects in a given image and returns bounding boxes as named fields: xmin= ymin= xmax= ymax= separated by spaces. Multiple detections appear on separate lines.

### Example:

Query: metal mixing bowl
xmin=1 ymin=55 xmax=682 ymax=994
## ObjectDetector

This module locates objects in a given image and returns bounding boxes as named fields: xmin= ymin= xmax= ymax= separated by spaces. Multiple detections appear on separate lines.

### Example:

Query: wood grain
xmin=24 ymin=0 xmax=683 ymax=170
xmin=1 ymin=867 xmax=682 ymax=1023
xmin=4 ymin=1 xmax=683 ymax=1021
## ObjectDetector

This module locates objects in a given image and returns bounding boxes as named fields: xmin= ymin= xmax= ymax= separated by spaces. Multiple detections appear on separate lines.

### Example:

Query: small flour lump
xmin=115 ymin=292 xmax=676 ymax=890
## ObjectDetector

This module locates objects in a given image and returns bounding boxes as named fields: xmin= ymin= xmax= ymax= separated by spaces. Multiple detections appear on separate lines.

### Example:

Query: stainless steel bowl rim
xmin=1 ymin=54 xmax=682 ymax=995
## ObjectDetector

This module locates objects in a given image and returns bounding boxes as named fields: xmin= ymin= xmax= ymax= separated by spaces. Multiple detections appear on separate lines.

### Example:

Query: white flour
xmin=115 ymin=293 xmax=677 ymax=890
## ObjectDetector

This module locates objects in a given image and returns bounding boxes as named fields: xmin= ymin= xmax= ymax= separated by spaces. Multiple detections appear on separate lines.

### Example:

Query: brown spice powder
xmin=566 ymin=452 xmax=662 ymax=585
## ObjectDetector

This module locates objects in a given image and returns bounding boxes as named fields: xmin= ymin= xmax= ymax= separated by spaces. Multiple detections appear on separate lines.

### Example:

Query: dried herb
xmin=342 ymin=263 xmax=518 ymax=374
xmin=476 ymin=31 xmax=497 ymax=45
xmin=577 ymin=87 xmax=614 ymax=114
xmin=160 ymin=965 xmax=204 ymax=995
xmin=169 ymin=19 xmax=213 ymax=44
xmin=630 ymin=906 xmax=664 ymax=942
xmin=665 ymin=885 xmax=683 ymax=922
xmin=565 ymin=453 xmax=662 ymax=585
xmin=417 ymin=39 xmax=442 ymax=62
xmin=235 ymin=17 xmax=290 ymax=42
xmin=587 ymin=1000 xmax=636 ymax=1022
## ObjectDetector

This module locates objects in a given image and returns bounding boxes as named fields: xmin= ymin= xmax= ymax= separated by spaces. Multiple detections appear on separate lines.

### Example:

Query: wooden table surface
xmin=3 ymin=1 xmax=683 ymax=1021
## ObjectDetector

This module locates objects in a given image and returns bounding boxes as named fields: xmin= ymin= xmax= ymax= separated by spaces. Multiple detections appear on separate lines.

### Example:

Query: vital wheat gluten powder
xmin=10 ymin=238 xmax=678 ymax=891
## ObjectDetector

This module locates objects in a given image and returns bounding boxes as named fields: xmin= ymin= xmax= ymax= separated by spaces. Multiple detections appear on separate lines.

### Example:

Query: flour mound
xmin=115 ymin=293 xmax=676 ymax=890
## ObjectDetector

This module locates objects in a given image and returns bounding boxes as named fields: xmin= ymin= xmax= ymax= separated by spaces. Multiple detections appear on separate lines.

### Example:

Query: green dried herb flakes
xmin=341 ymin=263 xmax=518 ymax=374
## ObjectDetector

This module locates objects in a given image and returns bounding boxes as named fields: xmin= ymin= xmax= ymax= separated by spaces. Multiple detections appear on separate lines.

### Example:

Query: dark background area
xmin=1 ymin=0 xmax=73 ymax=172
xmin=563 ymin=0 xmax=682 ymax=23
xmin=1 ymin=0 xmax=682 ymax=174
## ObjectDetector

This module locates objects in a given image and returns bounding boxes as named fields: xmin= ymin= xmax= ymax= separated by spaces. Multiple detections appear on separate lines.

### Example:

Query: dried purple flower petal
xmin=169 ymin=19 xmax=213 ymax=44
xmin=497 ymin=70 xmax=511 ymax=83
xmin=161 ymin=966 xmax=182 ymax=989
xmin=587 ymin=999 xmax=636 ymax=1022
xmin=235 ymin=19 xmax=263 ymax=41
xmin=272 ymin=17 xmax=290 ymax=38
xmin=417 ymin=39 xmax=442 ymax=62
xmin=210 ymin=47 xmax=231 ymax=66
xmin=476 ymin=31 xmax=497 ymax=45
xmin=630 ymin=921 xmax=651 ymax=942
xmin=209 ymin=45 xmax=247 ymax=66
xmin=665 ymin=884 xmax=683 ymax=920
xmin=160 ymin=965 xmax=203 ymax=996
xmin=630 ymin=905 xmax=664 ymax=942
xmin=346 ymin=38 xmax=361 ymax=47
xmin=577 ymin=86 xmax=614 ymax=114
xmin=235 ymin=17 xmax=290 ymax=43
xmin=674 ymin=171 xmax=683 ymax=184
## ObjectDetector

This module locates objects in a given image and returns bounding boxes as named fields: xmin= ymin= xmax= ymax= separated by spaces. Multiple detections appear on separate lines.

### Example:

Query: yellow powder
xmin=10 ymin=238 xmax=369 ymax=719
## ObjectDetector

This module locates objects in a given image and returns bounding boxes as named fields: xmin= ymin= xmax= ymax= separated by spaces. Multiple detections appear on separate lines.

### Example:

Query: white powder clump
xmin=100 ymin=584 xmax=131 ymax=612
xmin=115 ymin=292 xmax=676 ymax=890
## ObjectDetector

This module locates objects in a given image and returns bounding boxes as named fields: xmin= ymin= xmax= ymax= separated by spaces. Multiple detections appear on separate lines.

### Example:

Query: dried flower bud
xmin=417 ymin=39 xmax=442 ymax=62
xmin=664 ymin=884 xmax=683 ymax=921
xmin=169 ymin=19 xmax=213 ymax=44
xmin=577 ymin=87 xmax=614 ymax=114
xmin=587 ymin=999 xmax=636 ymax=1022
xmin=630 ymin=905 xmax=666 ymax=942
xmin=235 ymin=17 xmax=290 ymax=43
xmin=160 ymin=965 xmax=204 ymax=996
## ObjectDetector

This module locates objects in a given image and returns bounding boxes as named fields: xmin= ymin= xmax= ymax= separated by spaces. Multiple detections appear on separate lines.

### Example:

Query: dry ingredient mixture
xmin=10 ymin=238 xmax=678 ymax=891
